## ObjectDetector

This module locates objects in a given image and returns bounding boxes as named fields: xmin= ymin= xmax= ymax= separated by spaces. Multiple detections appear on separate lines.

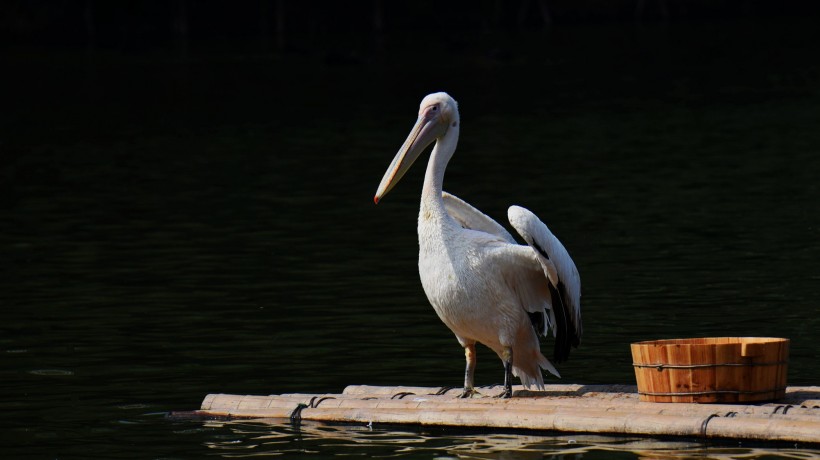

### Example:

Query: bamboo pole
xmin=340 ymin=385 xmax=818 ymax=414
xmin=336 ymin=393 xmax=811 ymax=418
xmin=342 ymin=383 xmax=637 ymax=397
xmin=198 ymin=385 xmax=820 ymax=444
xmin=203 ymin=391 xmax=820 ymax=423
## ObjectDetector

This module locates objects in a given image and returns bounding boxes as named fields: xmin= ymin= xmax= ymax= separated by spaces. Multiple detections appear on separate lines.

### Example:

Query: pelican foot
xmin=494 ymin=388 xmax=513 ymax=399
xmin=458 ymin=387 xmax=482 ymax=399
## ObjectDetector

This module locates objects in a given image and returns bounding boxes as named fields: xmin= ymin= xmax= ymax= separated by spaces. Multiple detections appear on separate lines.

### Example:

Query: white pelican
xmin=374 ymin=92 xmax=582 ymax=398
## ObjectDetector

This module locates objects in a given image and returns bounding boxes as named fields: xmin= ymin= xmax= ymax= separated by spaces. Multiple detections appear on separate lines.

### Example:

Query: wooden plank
xmin=197 ymin=385 xmax=820 ymax=444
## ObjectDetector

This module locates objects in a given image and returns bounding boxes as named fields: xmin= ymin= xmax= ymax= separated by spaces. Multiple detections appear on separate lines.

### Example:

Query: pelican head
xmin=374 ymin=92 xmax=459 ymax=204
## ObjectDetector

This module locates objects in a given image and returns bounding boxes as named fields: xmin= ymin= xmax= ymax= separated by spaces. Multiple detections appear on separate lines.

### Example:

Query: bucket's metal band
xmin=632 ymin=360 xmax=788 ymax=370
xmin=638 ymin=387 xmax=787 ymax=396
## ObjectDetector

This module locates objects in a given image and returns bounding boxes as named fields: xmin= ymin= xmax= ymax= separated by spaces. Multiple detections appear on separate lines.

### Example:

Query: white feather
xmin=508 ymin=206 xmax=582 ymax=340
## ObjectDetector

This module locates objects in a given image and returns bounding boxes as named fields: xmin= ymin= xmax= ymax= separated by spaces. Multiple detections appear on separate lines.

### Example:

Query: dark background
xmin=2 ymin=1 xmax=819 ymax=458
xmin=3 ymin=1 xmax=820 ymax=67
xmin=4 ymin=0 xmax=820 ymax=49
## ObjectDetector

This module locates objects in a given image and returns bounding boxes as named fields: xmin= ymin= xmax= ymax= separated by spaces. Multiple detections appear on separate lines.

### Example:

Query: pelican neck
xmin=421 ymin=125 xmax=459 ymax=213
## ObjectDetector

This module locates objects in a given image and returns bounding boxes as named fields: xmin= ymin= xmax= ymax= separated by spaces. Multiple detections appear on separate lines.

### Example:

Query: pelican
xmin=374 ymin=92 xmax=582 ymax=398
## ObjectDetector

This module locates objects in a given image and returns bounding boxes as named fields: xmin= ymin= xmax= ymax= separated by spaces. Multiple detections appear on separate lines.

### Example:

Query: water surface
xmin=2 ymin=21 xmax=819 ymax=458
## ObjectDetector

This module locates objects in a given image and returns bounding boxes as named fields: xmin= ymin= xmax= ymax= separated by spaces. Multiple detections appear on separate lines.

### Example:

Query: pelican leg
xmin=459 ymin=343 xmax=480 ymax=398
xmin=496 ymin=347 xmax=513 ymax=399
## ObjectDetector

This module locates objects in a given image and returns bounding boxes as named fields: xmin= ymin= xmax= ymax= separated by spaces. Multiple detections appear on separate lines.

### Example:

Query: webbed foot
xmin=458 ymin=387 xmax=482 ymax=398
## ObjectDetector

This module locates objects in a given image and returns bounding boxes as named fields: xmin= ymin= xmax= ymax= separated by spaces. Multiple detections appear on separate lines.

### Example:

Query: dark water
xmin=2 ymin=22 xmax=820 ymax=458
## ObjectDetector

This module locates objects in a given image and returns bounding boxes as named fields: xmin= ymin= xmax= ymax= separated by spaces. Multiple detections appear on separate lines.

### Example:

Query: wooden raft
xmin=197 ymin=384 xmax=820 ymax=444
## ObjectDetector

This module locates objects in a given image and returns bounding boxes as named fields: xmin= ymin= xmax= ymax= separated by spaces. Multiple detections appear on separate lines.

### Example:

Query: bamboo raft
xmin=196 ymin=384 xmax=820 ymax=444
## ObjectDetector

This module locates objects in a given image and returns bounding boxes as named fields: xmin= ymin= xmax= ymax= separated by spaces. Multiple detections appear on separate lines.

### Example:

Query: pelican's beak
xmin=374 ymin=106 xmax=446 ymax=204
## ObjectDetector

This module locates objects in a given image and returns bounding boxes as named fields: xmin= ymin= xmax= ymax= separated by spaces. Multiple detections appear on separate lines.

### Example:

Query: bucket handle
xmin=632 ymin=361 xmax=787 ymax=371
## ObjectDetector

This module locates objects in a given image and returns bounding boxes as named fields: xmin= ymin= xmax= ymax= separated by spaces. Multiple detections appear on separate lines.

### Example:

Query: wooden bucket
xmin=631 ymin=337 xmax=789 ymax=403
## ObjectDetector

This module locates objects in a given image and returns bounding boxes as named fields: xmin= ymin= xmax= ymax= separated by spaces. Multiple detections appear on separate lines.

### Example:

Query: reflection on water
xmin=2 ymin=20 xmax=819 ymax=459
xmin=198 ymin=419 xmax=820 ymax=459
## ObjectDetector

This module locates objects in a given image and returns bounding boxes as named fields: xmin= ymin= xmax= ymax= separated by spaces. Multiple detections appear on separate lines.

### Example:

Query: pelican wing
xmin=442 ymin=192 xmax=516 ymax=243
xmin=492 ymin=243 xmax=562 ymax=379
xmin=507 ymin=205 xmax=582 ymax=363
